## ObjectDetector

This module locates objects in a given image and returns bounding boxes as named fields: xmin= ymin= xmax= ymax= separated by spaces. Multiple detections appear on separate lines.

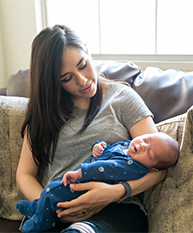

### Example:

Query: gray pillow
xmin=6 ymin=69 xmax=30 ymax=97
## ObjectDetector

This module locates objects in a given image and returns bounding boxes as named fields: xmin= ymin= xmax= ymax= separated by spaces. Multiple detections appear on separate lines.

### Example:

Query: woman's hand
xmin=56 ymin=170 xmax=166 ymax=223
xmin=56 ymin=181 xmax=125 ymax=223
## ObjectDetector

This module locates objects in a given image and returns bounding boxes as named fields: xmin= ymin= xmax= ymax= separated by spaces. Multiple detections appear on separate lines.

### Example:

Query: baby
xmin=63 ymin=131 xmax=179 ymax=185
xmin=17 ymin=132 xmax=179 ymax=233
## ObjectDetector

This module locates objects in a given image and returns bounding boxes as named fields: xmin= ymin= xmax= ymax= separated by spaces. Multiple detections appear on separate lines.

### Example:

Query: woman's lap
xmin=47 ymin=203 xmax=148 ymax=233
xmin=88 ymin=203 xmax=148 ymax=233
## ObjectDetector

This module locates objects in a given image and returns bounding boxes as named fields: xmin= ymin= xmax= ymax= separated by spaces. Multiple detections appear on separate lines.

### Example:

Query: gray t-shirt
xmin=42 ymin=83 xmax=152 ymax=186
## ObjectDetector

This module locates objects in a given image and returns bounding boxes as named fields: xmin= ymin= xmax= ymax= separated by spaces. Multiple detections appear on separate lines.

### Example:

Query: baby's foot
xmin=21 ymin=214 xmax=56 ymax=233
xmin=16 ymin=199 xmax=38 ymax=218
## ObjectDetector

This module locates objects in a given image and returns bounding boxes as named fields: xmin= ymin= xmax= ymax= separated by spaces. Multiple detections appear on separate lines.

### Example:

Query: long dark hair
xmin=21 ymin=25 xmax=102 ymax=167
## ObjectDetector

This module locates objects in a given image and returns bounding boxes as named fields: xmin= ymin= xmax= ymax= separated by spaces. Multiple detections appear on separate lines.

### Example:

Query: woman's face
xmin=60 ymin=47 xmax=98 ymax=109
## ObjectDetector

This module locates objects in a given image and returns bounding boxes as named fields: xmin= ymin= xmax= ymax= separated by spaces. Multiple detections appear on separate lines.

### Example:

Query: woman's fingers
xmin=56 ymin=182 xmax=123 ymax=221
xmin=59 ymin=206 xmax=104 ymax=223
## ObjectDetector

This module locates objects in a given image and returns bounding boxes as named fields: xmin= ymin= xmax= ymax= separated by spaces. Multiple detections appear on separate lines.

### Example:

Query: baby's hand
xmin=61 ymin=169 xmax=82 ymax=186
xmin=92 ymin=142 xmax=106 ymax=158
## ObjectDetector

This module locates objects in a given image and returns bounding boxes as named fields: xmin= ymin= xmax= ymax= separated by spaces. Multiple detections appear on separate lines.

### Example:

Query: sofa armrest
xmin=0 ymin=96 xmax=29 ymax=220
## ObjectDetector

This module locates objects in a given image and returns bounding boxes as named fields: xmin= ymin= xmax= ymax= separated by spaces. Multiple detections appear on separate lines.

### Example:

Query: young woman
xmin=16 ymin=25 xmax=166 ymax=233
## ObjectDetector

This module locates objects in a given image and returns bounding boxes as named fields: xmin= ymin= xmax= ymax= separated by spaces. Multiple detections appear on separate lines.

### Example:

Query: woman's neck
xmin=71 ymin=96 xmax=90 ymax=110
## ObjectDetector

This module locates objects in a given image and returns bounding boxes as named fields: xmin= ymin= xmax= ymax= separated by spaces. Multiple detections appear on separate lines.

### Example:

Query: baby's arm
xmin=61 ymin=169 xmax=82 ymax=186
xmin=92 ymin=142 xmax=106 ymax=158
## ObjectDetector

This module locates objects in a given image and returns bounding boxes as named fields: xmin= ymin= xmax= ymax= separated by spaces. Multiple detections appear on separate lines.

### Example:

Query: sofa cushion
xmin=6 ymin=63 xmax=193 ymax=125
xmin=6 ymin=69 xmax=30 ymax=97
xmin=133 ymin=67 xmax=193 ymax=123
xmin=6 ymin=61 xmax=141 ymax=98
xmin=144 ymin=106 xmax=193 ymax=232
xmin=95 ymin=60 xmax=141 ymax=83
xmin=0 ymin=96 xmax=29 ymax=220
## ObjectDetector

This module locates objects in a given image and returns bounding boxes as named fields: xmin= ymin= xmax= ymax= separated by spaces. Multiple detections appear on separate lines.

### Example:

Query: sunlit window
xmin=44 ymin=0 xmax=193 ymax=70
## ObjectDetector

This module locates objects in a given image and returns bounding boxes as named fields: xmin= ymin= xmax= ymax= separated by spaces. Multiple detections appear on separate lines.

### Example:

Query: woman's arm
xmin=128 ymin=169 xmax=166 ymax=196
xmin=129 ymin=115 xmax=158 ymax=138
xmin=56 ymin=170 xmax=166 ymax=222
xmin=16 ymin=134 xmax=43 ymax=201
xmin=56 ymin=116 xmax=163 ymax=222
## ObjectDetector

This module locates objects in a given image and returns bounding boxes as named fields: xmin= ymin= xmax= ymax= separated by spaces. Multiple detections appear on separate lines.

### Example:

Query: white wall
xmin=0 ymin=0 xmax=38 ymax=88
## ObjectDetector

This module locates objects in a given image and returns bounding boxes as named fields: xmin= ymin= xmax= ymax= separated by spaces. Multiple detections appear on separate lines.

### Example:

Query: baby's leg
xmin=20 ymin=179 xmax=86 ymax=232
xmin=16 ymin=199 xmax=38 ymax=218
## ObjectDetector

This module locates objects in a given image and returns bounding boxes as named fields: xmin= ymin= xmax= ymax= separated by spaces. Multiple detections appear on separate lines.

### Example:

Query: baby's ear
xmin=150 ymin=168 xmax=159 ymax=172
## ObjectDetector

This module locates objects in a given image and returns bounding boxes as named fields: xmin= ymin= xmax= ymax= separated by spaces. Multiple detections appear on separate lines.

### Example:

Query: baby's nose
xmin=139 ymin=143 xmax=146 ymax=150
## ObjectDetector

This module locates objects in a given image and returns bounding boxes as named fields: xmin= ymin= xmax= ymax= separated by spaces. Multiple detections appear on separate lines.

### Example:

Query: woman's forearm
xmin=17 ymin=174 xmax=43 ymax=201
xmin=16 ymin=134 xmax=43 ymax=201
xmin=128 ymin=170 xmax=166 ymax=197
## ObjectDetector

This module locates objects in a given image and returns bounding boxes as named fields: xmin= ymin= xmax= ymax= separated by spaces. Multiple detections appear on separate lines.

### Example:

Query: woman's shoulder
xmin=105 ymin=82 xmax=137 ymax=99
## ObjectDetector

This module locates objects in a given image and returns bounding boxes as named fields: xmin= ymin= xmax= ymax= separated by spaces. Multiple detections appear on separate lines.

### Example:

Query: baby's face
xmin=127 ymin=133 xmax=168 ymax=170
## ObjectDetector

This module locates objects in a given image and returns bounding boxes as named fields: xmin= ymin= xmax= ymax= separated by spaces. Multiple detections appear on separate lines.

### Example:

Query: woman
xmin=16 ymin=25 xmax=166 ymax=233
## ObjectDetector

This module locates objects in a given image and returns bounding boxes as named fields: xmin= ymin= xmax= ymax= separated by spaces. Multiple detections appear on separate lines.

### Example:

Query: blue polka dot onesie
xmin=16 ymin=140 xmax=150 ymax=232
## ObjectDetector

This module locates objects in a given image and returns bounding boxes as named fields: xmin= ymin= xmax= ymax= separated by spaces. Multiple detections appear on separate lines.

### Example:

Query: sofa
xmin=0 ymin=61 xmax=193 ymax=232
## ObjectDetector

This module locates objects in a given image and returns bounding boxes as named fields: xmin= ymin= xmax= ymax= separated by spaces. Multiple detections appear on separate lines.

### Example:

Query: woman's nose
xmin=76 ymin=73 xmax=87 ymax=86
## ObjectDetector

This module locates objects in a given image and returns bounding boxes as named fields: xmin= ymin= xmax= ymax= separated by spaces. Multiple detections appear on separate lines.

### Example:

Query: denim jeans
xmin=44 ymin=203 xmax=148 ymax=233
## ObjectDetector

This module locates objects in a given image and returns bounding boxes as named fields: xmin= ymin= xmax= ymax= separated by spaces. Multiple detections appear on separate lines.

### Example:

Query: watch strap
xmin=118 ymin=181 xmax=132 ymax=203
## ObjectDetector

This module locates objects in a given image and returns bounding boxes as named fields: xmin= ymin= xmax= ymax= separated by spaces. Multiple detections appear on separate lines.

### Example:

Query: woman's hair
xmin=21 ymin=25 xmax=102 ymax=167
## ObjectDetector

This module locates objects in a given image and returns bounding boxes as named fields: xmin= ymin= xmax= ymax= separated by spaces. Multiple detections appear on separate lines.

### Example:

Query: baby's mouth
xmin=132 ymin=145 xmax=138 ymax=153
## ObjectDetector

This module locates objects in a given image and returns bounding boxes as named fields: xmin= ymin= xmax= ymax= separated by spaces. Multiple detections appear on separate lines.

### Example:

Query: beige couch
xmin=1 ymin=61 xmax=193 ymax=232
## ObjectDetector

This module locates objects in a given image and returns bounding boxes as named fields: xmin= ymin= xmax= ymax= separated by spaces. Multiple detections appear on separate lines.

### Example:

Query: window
xmin=43 ymin=0 xmax=193 ymax=70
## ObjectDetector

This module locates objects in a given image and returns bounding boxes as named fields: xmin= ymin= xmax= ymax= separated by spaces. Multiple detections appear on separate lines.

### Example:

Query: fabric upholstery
xmin=6 ymin=61 xmax=140 ymax=98
xmin=0 ymin=96 xmax=28 ymax=220
xmin=6 ymin=69 xmax=30 ymax=97
xmin=6 ymin=63 xmax=193 ymax=124
xmin=1 ymin=62 xmax=193 ymax=232
xmin=0 ymin=94 xmax=190 ymax=228
xmin=144 ymin=108 xmax=193 ymax=232
xmin=133 ymin=67 xmax=193 ymax=123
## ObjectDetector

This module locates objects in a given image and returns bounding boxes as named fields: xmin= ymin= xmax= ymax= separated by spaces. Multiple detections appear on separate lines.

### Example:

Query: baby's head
xmin=127 ymin=132 xmax=179 ymax=171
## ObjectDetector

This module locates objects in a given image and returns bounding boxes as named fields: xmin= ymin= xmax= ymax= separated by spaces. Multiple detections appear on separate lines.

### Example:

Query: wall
xmin=0 ymin=0 xmax=38 ymax=88
xmin=0 ymin=16 xmax=6 ymax=88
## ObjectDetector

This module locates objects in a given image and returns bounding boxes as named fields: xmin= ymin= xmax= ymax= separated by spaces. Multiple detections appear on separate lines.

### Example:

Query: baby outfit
xmin=16 ymin=140 xmax=150 ymax=232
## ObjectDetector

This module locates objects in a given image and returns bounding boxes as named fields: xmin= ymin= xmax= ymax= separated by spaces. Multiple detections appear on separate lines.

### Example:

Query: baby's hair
xmin=155 ymin=132 xmax=179 ymax=170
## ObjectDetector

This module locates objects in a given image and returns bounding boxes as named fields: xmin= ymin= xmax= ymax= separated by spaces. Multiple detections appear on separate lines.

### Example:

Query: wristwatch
xmin=118 ymin=181 xmax=131 ymax=203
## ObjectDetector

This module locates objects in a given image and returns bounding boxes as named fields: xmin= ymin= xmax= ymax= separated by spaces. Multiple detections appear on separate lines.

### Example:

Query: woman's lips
xmin=81 ymin=82 xmax=93 ymax=93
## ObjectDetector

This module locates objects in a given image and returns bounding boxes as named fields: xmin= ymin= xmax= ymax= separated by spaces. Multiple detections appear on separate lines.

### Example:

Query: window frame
xmin=41 ymin=0 xmax=193 ymax=71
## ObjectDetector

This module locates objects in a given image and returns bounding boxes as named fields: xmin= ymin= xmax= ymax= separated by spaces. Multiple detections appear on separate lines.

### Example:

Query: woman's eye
xmin=79 ymin=61 xmax=87 ymax=70
xmin=61 ymin=76 xmax=72 ymax=83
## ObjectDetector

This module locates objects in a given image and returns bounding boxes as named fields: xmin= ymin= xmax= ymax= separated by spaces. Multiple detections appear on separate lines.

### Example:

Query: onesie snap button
xmin=46 ymin=187 xmax=50 ymax=192
xmin=99 ymin=167 xmax=104 ymax=172
xmin=124 ymin=142 xmax=128 ymax=146
xmin=127 ymin=160 xmax=133 ymax=165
